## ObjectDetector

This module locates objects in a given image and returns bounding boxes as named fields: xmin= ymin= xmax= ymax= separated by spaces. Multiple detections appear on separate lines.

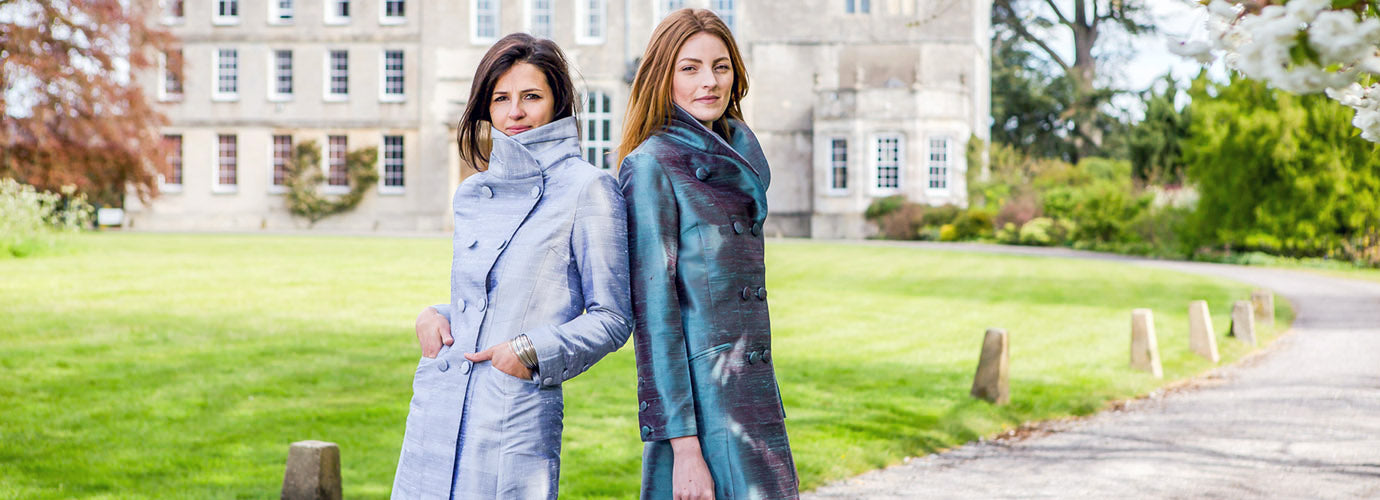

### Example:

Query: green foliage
xmin=0 ymin=178 xmax=93 ymax=257
xmin=863 ymin=195 xmax=907 ymax=221
xmin=1183 ymin=74 xmax=1380 ymax=262
xmin=284 ymin=141 xmax=380 ymax=225
xmin=1128 ymin=74 xmax=1190 ymax=185
xmin=0 ymin=234 xmax=1290 ymax=497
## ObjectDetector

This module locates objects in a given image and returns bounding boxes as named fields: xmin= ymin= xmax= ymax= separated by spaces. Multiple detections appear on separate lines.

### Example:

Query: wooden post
xmin=1188 ymin=300 xmax=1220 ymax=363
xmin=1251 ymin=289 xmax=1275 ymax=326
xmin=970 ymin=328 xmax=1010 ymax=405
xmin=282 ymin=440 xmax=342 ymax=500
xmin=1231 ymin=300 xmax=1257 ymax=346
xmin=1131 ymin=309 xmax=1163 ymax=378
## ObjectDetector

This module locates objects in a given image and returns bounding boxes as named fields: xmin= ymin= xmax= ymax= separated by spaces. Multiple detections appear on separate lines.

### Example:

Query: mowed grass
xmin=0 ymin=234 xmax=1289 ymax=499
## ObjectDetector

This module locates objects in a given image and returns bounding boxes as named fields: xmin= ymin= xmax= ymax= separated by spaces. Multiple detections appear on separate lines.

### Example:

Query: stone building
xmin=129 ymin=0 xmax=990 ymax=237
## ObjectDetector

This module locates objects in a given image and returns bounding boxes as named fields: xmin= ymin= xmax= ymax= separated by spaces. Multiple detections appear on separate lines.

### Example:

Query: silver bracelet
xmin=509 ymin=335 xmax=539 ymax=372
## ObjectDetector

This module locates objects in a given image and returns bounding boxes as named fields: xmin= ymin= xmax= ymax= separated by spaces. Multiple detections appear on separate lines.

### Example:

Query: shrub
xmin=995 ymin=191 xmax=1042 ymax=229
xmin=951 ymin=209 xmax=995 ymax=240
xmin=938 ymin=224 xmax=958 ymax=241
xmin=864 ymin=195 xmax=908 ymax=221
xmin=0 ymin=178 xmax=93 ymax=257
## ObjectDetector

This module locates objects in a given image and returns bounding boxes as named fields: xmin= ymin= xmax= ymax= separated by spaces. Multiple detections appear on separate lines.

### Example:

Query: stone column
xmin=282 ymin=440 xmax=342 ymax=500
xmin=1188 ymin=300 xmax=1220 ymax=363
xmin=970 ymin=328 xmax=1009 ymax=405
xmin=1130 ymin=309 xmax=1163 ymax=378
xmin=1251 ymin=289 xmax=1275 ymax=326
xmin=1231 ymin=300 xmax=1257 ymax=346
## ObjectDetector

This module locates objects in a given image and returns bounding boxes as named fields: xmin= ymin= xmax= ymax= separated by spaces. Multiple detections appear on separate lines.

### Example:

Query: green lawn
xmin=0 ymin=234 xmax=1289 ymax=499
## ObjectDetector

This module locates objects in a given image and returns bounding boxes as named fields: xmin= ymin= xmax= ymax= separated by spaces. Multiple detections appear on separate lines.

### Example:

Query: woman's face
xmin=489 ymin=62 xmax=555 ymax=136
xmin=671 ymin=32 xmax=733 ymax=126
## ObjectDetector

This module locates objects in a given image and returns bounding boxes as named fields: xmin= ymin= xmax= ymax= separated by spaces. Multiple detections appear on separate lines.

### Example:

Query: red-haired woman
xmin=618 ymin=9 xmax=799 ymax=500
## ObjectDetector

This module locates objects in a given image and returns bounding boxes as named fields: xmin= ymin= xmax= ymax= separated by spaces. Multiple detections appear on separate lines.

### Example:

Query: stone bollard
xmin=282 ymin=440 xmax=342 ymax=500
xmin=1251 ymin=289 xmax=1275 ymax=326
xmin=970 ymin=328 xmax=1009 ymax=405
xmin=1188 ymin=300 xmax=1220 ymax=363
xmin=1231 ymin=300 xmax=1257 ymax=346
xmin=1130 ymin=309 xmax=1163 ymax=378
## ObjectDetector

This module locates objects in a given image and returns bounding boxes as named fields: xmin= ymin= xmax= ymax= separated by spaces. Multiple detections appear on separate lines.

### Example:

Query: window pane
xmin=218 ymin=135 xmax=237 ymax=186
xmin=328 ymin=136 xmax=348 ymax=186
xmin=163 ymin=135 xmax=183 ymax=185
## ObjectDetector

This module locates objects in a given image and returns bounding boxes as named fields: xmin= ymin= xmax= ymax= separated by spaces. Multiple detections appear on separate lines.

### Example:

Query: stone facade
xmin=130 ymin=0 xmax=990 ymax=237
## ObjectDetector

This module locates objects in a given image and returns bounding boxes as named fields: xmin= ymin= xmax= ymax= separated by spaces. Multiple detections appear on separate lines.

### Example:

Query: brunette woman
xmin=392 ymin=33 xmax=631 ymax=499
xmin=618 ymin=9 xmax=799 ymax=500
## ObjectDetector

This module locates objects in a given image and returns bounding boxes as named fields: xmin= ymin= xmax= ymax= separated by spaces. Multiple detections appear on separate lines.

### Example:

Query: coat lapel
xmin=665 ymin=105 xmax=770 ymax=219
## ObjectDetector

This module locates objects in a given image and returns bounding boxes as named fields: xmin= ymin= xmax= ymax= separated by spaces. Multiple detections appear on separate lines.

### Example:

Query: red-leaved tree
xmin=1 ymin=0 xmax=176 ymax=206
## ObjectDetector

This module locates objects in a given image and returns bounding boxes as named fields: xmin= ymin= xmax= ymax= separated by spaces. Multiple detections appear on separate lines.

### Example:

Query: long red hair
xmin=616 ymin=9 xmax=748 ymax=168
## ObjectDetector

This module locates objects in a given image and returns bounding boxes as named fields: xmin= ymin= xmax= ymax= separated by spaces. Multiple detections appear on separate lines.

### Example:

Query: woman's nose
xmin=507 ymin=102 xmax=525 ymax=119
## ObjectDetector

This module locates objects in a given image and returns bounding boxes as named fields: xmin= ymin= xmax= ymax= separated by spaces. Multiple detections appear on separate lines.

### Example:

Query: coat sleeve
xmin=619 ymin=155 xmax=698 ymax=442
xmin=523 ymin=173 xmax=634 ymax=387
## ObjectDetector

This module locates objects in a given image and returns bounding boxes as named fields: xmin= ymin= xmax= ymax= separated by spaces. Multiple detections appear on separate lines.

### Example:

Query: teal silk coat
xmin=619 ymin=105 xmax=799 ymax=499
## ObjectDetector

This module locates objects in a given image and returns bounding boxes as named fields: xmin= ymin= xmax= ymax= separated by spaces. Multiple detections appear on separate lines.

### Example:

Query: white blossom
xmin=1168 ymin=38 xmax=1215 ymax=63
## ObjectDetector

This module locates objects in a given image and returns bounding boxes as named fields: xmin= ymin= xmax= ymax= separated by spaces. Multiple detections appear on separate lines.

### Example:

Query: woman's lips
xmin=695 ymin=95 xmax=721 ymax=104
xmin=506 ymin=125 xmax=532 ymax=134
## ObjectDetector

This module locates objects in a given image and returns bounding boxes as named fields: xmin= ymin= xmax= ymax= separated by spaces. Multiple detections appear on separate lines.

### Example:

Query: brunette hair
xmin=616 ymin=9 xmax=748 ymax=167
xmin=457 ymin=33 xmax=578 ymax=171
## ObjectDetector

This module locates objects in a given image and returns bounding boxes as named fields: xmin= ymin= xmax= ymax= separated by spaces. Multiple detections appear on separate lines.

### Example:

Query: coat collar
xmin=662 ymin=105 xmax=764 ymax=177
xmin=486 ymin=116 xmax=582 ymax=180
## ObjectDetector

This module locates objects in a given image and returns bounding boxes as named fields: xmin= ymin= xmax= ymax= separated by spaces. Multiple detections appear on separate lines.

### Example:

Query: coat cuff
xmin=640 ymin=417 xmax=697 ymax=442
xmin=430 ymin=304 xmax=452 ymax=324
xmin=523 ymin=324 xmax=567 ymax=388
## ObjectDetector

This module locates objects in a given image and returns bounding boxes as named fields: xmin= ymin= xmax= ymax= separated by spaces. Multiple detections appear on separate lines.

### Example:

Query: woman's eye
xmin=524 ymin=93 xmax=542 ymax=100
xmin=681 ymin=65 xmax=696 ymax=72
xmin=493 ymin=95 xmax=508 ymax=102
xmin=716 ymin=65 xmax=730 ymax=72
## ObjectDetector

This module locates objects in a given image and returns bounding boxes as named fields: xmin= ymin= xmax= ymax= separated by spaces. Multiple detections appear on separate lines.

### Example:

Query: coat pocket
xmin=687 ymin=342 xmax=733 ymax=363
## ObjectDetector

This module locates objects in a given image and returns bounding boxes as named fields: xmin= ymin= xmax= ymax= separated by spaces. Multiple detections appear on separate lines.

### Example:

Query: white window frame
xmin=160 ymin=134 xmax=184 ymax=193
xmin=268 ymin=0 xmax=294 ymax=24
xmin=470 ymin=0 xmax=500 ymax=45
xmin=268 ymin=49 xmax=293 ymax=102
xmin=323 ymin=50 xmax=349 ymax=102
xmin=926 ymin=136 xmax=951 ymax=194
xmin=157 ymin=50 xmax=183 ymax=102
xmin=380 ymin=0 xmax=406 ymax=25
xmin=213 ymin=134 xmax=238 ymax=194
xmin=525 ymin=0 xmax=554 ymax=39
xmin=582 ymin=90 xmax=615 ymax=169
xmin=576 ymin=0 xmax=607 ymax=45
xmin=213 ymin=0 xmax=240 ymax=25
xmin=212 ymin=48 xmax=239 ymax=102
xmin=653 ymin=0 xmax=685 ymax=21
xmin=269 ymin=134 xmax=292 ymax=194
xmin=379 ymin=134 xmax=406 ymax=194
xmin=379 ymin=49 xmax=405 ymax=103
xmin=845 ymin=0 xmax=872 ymax=14
xmin=159 ymin=0 xmax=185 ymax=25
xmin=323 ymin=135 xmax=350 ymax=195
xmin=827 ymin=137 xmax=849 ymax=196
xmin=711 ymin=0 xmax=735 ymax=32
xmin=871 ymin=133 xmax=904 ymax=195
xmin=325 ymin=0 xmax=351 ymax=25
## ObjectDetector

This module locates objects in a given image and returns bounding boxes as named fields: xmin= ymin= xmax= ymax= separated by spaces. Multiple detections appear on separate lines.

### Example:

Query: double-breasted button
xmin=740 ymin=287 xmax=751 ymax=300
xmin=458 ymin=299 xmax=467 ymax=312
xmin=756 ymin=287 xmax=767 ymax=300
xmin=639 ymin=401 xmax=649 ymax=412
xmin=763 ymin=349 xmax=771 ymax=362
xmin=458 ymin=360 xmax=472 ymax=374
xmin=751 ymin=221 xmax=762 ymax=236
xmin=529 ymin=186 xmax=541 ymax=199
xmin=732 ymin=221 xmax=744 ymax=234
xmin=543 ymin=377 xmax=554 ymax=385
xmin=437 ymin=359 xmax=450 ymax=372
xmin=747 ymin=351 xmax=760 ymax=364
xmin=480 ymin=186 xmax=493 ymax=198
xmin=641 ymin=426 xmax=652 ymax=437
xmin=695 ymin=168 xmax=710 ymax=181
xmin=477 ymin=299 xmax=487 ymax=312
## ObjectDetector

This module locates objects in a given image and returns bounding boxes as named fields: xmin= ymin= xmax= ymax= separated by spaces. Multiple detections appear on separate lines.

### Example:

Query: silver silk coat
xmin=391 ymin=116 xmax=632 ymax=499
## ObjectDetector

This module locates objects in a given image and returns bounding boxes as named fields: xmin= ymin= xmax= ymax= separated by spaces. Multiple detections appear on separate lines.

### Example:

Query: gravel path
xmin=802 ymin=242 xmax=1380 ymax=499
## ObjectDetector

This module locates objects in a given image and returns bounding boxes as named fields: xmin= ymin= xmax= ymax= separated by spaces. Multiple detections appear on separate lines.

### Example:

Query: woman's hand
xmin=465 ymin=342 xmax=533 ymax=380
xmin=415 ymin=307 xmax=453 ymax=358
xmin=670 ymin=436 xmax=715 ymax=500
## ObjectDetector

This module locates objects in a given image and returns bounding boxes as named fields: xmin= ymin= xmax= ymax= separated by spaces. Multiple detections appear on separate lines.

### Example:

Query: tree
xmin=283 ymin=140 xmax=379 ymax=226
xmin=989 ymin=27 xmax=1078 ymax=161
xmin=1127 ymin=73 xmax=1190 ymax=185
xmin=992 ymin=0 xmax=1154 ymax=156
xmin=0 ymin=0 xmax=176 ymax=206
xmin=1183 ymin=73 xmax=1380 ymax=260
